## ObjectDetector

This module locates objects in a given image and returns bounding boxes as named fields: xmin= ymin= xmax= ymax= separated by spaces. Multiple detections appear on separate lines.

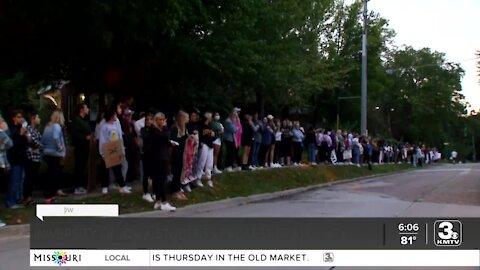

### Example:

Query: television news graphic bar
xmin=29 ymin=249 xmax=480 ymax=267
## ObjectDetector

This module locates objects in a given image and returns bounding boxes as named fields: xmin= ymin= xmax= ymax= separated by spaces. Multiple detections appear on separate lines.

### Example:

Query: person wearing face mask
xmin=211 ymin=112 xmax=224 ymax=174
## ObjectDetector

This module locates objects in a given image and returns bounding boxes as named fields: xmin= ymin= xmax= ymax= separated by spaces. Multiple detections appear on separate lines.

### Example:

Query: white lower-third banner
xmin=30 ymin=249 xmax=480 ymax=267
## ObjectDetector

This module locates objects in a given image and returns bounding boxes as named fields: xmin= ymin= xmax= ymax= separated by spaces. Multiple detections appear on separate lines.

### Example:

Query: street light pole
xmin=361 ymin=0 xmax=368 ymax=136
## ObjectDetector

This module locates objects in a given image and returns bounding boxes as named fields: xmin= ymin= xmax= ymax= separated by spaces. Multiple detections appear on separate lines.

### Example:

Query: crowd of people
xmin=0 ymin=99 xmax=443 ymax=226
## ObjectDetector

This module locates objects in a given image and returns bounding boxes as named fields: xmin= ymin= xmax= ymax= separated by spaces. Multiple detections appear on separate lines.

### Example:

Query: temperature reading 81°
xmin=401 ymin=235 xmax=417 ymax=245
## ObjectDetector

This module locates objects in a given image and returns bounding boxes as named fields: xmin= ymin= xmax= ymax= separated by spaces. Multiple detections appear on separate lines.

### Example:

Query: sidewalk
xmin=0 ymin=163 xmax=422 ymax=238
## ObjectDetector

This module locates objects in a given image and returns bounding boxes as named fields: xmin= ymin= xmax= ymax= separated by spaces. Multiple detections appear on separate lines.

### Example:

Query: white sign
xmin=36 ymin=204 xmax=119 ymax=221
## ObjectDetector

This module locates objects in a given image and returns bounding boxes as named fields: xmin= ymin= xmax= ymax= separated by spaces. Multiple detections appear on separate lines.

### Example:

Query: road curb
xmin=123 ymin=166 xmax=418 ymax=218
xmin=0 ymin=166 xmax=418 ymax=236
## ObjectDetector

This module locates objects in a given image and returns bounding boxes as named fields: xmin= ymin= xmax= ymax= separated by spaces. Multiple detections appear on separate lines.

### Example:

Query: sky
xmin=353 ymin=0 xmax=480 ymax=111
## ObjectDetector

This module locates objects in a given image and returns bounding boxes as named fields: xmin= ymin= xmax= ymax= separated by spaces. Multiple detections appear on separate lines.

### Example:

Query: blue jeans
xmin=7 ymin=164 xmax=23 ymax=207
xmin=353 ymin=151 xmax=360 ymax=165
xmin=252 ymin=142 xmax=261 ymax=166
xmin=308 ymin=144 xmax=317 ymax=163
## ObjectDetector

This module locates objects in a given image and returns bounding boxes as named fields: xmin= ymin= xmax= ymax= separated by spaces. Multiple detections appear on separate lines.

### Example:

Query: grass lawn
xmin=0 ymin=163 xmax=413 ymax=225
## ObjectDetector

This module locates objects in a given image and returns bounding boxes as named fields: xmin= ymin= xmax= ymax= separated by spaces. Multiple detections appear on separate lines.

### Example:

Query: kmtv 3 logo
xmin=434 ymin=220 xmax=462 ymax=247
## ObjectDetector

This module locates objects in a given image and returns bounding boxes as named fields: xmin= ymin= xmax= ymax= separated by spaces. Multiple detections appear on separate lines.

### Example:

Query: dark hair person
xmin=23 ymin=112 xmax=42 ymax=205
xmin=71 ymin=103 xmax=91 ymax=195
xmin=6 ymin=110 xmax=28 ymax=208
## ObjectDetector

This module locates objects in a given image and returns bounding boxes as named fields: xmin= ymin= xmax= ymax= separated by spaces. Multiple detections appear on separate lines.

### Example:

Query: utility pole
xmin=360 ymin=0 xmax=368 ymax=136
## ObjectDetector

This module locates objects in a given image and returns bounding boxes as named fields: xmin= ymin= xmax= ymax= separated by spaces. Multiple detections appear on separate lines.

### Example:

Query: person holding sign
xmin=98 ymin=107 xmax=131 ymax=194
xmin=148 ymin=112 xmax=176 ymax=211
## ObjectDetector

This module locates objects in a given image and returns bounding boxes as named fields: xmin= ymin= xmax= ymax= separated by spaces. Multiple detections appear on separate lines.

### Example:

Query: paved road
xmin=1 ymin=163 xmax=479 ymax=270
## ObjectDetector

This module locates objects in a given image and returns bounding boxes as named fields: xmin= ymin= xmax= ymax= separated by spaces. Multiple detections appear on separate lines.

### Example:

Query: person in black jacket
xmin=7 ymin=110 xmax=28 ymax=208
xmin=241 ymin=113 xmax=255 ymax=171
xmin=149 ymin=112 xmax=176 ymax=211
xmin=140 ymin=113 xmax=155 ymax=203
xmin=71 ymin=104 xmax=92 ymax=195
xmin=192 ymin=112 xmax=216 ymax=188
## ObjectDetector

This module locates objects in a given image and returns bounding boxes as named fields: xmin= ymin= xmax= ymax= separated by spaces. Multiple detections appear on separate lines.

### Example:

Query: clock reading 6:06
xmin=398 ymin=223 xmax=420 ymax=232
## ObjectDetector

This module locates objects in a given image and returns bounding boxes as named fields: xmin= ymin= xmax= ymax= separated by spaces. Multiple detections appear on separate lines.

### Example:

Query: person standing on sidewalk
xmin=42 ymin=110 xmax=67 ymax=204
xmin=291 ymin=121 xmax=305 ymax=166
xmin=211 ymin=112 xmax=224 ymax=174
xmin=251 ymin=113 xmax=262 ymax=168
xmin=7 ymin=110 xmax=28 ymax=208
xmin=140 ymin=112 xmax=155 ymax=202
xmin=233 ymin=108 xmax=243 ymax=170
xmin=150 ymin=112 xmax=176 ymax=211
xmin=0 ymin=116 xmax=14 ymax=211
xmin=259 ymin=117 xmax=274 ymax=167
xmin=169 ymin=110 xmax=188 ymax=200
xmin=23 ymin=112 xmax=42 ymax=205
xmin=193 ymin=112 xmax=216 ymax=187
xmin=305 ymin=127 xmax=317 ymax=165
xmin=241 ymin=113 xmax=255 ymax=171
xmin=98 ymin=108 xmax=131 ymax=195
xmin=223 ymin=109 xmax=240 ymax=172
xmin=71 ymin=104 xmax=92 ymax=195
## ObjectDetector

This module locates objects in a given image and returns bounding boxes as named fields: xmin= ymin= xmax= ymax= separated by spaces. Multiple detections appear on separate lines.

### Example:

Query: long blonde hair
xmin=49 ymin=110 xmax=65 ymax=126
xmin=175 ymin=110 xmax=188 ymax=137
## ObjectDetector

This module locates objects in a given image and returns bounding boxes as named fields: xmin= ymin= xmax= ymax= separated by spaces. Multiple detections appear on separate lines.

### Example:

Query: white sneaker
xmin=142 ymin=193 xmax=154 ymax=203
xmin=151 ymin=194 xmax=156 ymax=201
xmin=119 ymin=186 xmax=132 ymax=194
xmin=183 ymin=185 xmax=192 ymax=193
xmin=212 ymin=167 xmax=222 ymax=174
xmin=224 ymin=167 xmax=233 ymax=172
xmin=234 ymin=166 xmax=242 ymax=172
xmin=0 ymin=220 xmax=5 ymax=227
xmin=311 ymin=162 xmax=318 ymax=166
xmin=154 ymin=202 xmax=176 ymax=212
xmin=207 ymin=180 xmax=214 ymax=188
xmin=356 ymin=164 xmax=361 ymax=168
xmin=248 ymin=165 xmax=255 ymax=170
xmin=194 ymin=180 xmax=204 ymax=187
xmin=74 ymin=187 xmax=87 ymax=195
xmin=124 ymin=185 xmax=132 ymax=191
xmin=102 ymin=187 xmax=108 ymax=194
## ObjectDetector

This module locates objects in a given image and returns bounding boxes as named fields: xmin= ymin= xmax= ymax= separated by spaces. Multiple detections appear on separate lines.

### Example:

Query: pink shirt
xmin=234 ymin=119 xmax=242 ymax=148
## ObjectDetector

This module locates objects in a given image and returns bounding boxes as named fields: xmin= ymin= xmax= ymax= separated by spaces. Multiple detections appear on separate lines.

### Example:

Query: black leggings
xmin=74 ymin=143 xmax=89 ymax=188
xmin=225 ymin=141 xmax=237 ymax=168
xmin=292 ymin=142 xmax=303 ymax=163
xmin=142 ymin=155 xmax=152 ymax=194
xmin=152 ymin=160 xmax=169 ymax=202
xmin=44 ymin=156 xmax=62 ymax=199
xmin=24 ymin=160 xmax=40 ymax=199
xmin=100 ymin=160 xmax=126 ymax=188
xmin=259 ymin=144 xmax=270 ymax=166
